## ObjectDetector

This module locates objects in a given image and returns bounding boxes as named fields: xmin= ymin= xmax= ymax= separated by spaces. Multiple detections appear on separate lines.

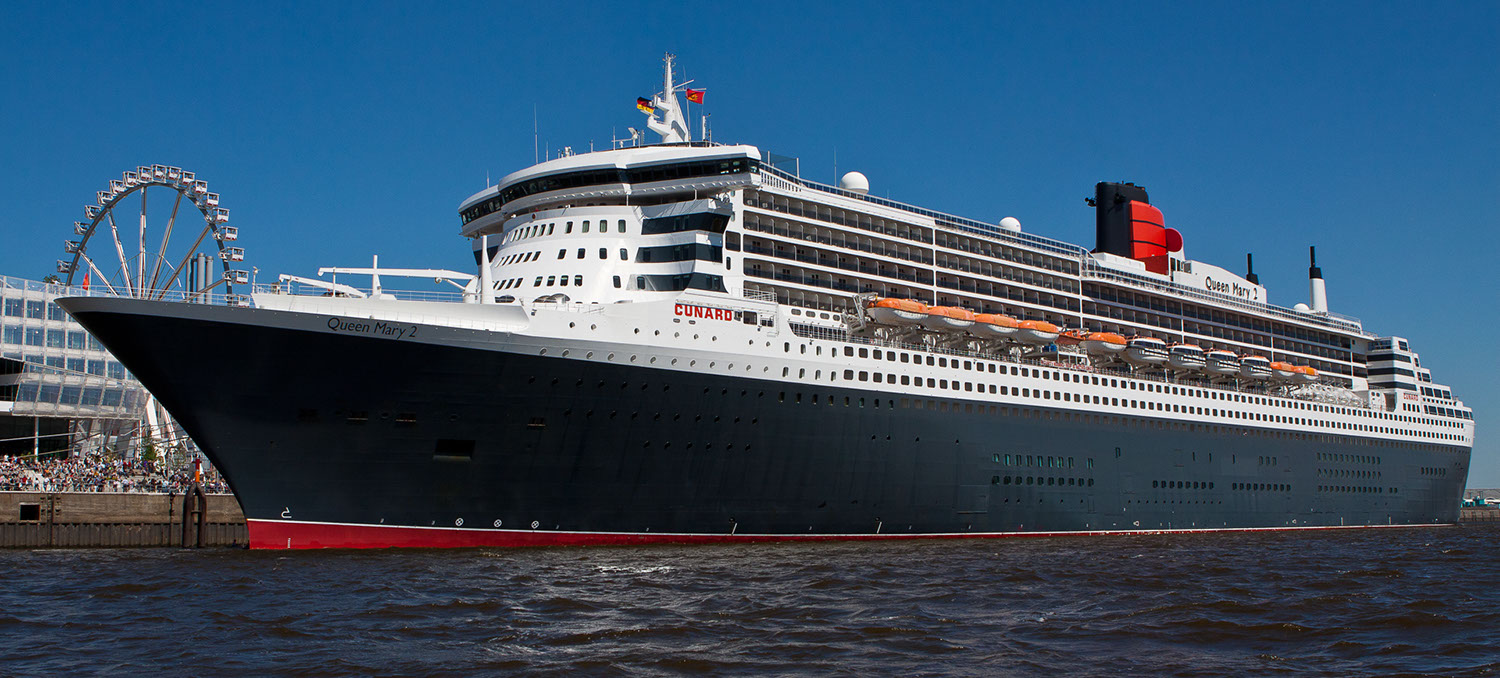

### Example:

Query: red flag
xmin=81 ymin=271 xmax=90 ymax=291
xmin=685 ymin=88 xmax=704 ymax=104
xmin=636 ymin=97 xmax=654 ymax=114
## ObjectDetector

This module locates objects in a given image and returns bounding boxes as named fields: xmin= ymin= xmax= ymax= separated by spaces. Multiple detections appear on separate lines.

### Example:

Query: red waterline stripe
xmin=246 ymin=519 xmax=1453 ymax=550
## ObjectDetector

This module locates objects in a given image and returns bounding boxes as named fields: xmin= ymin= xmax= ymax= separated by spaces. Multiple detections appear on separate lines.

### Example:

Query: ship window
xmin=565 ymin=222 xmax=573 ymax=233
xmin=618 ymin=219 xmax=627 ymax=233
xmin=582 ymin=221 xmax=590 ymax=233
xmin=574 ymin=275 xmax=583 ymax=286
xmin=546 ymin=276 xmax=556 ymax=286
xmin=534 ymin=277 xmax=543 ymax=286
xmin=560 ymin=276 xmax=569 ymax=287
xmin=557 ymin=249 xmax=566 ymax=259
xmin=599 ymin=248 xmax=607 ymax=259
xmin=577 ymin=248 xmax=585 ymax=258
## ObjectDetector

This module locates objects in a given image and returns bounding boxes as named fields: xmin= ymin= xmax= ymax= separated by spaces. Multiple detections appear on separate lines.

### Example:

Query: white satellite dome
xmin=998 ymin=216 xmax=1022 ymax=232
xmin=1293 ymin=303 xmax=1311 ymax=312
xmin=839 ymin=171 xmax=869 ymax=194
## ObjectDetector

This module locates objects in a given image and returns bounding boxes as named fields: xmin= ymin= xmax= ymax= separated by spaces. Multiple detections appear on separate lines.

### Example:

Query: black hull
xmin=59 ymin=298 xmax=1469 ymax=548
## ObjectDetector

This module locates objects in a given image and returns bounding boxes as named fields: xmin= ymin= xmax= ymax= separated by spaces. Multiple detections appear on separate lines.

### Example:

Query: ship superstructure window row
xmin=461 ymin=158 xmax=756 ymax=225
xmin=637 ymin=243 xmax=723 ymax=264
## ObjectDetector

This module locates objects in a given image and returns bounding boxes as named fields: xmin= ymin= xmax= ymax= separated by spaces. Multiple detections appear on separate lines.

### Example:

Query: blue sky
xmin=2 ymin=2 xmax=1496 ymax=484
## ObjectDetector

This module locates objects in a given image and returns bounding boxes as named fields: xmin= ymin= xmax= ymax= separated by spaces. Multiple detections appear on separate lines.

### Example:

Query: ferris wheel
xmin=57 ymin=165 xmax=248 ymax=304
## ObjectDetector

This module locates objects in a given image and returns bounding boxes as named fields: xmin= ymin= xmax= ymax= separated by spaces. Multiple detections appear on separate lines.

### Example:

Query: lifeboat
xmin=1079 ymin=331 xmax=1127 ymax=357
xmin=1204 ymin=349 xmax=1240 ymax=377
xmin=921 ymin=305 xmax=975 ymax=331
xmin=867 ymin=298 xmax=927 ymax=326
xmin=1168 ymin=343 xmax=1206 ymax=372
xmin=1268 ymin=361 xmax=1299 ymax=381
xmin=1239 ymin=355 xmax=1272 ymax=380
xmin=1292 ymin=365 xmax=1319 ymax=383
xmin=1014 ymin=319 xmax=1060 ymax=346
xmin=1122 ymin=336 xmax=1169 ymax=368
xmin=971 ymin=313 xmax=1019 ymax=339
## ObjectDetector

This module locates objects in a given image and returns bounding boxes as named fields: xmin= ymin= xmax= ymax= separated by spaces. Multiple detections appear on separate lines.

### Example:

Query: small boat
xmin=1269 ymin=361 xmax=1298 ymax=381
xmin=921 ymin=305 xmax=975 ymax=331
xmin=1204 ymin=349 xmax=1240 ymax=377
xmin=1079 ymin=331 xmax=1127 ymax=357
xmin=1168 ymin=343 xmax=1206 ymax=372
xmin=1239 ymin=355 xmax=1272 ymax=380
xmin=1014 ymin=319 xmax=1060 ymax=346
xmin=970 ymin=313 xmax=1018 ymax=339
xmin=1123 ymin=336 xmax=1169 ymax=368
xmin=867 ymin=298 xmax=927 ymax=326
xmin=1292 ymin=365 xmax=1319 ymax=383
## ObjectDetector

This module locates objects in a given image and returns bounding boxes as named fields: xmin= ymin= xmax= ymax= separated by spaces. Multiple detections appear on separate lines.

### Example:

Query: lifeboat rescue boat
xmin=1014 ymin=319 xmax=1061 ymax=346
xmin=921 ymin=306 xmax=976 ymax=331
xmin=970 ymin=313 xmax=1019 ymax=339
xmin=866 ymin=298 xmax=927 ymax=326
xmin=1204 ymin=349 xmax=1240 ymax=378
xmin=1073 ymin=331 xmax=1127 ymax=358
xmin=1239 ymin=355 xmax=1272 ymax=380
xmin=1168 ymin=343 xmax=1206 ymax=372
xmin=1122 ymin=336 xmax=1169 ymax=368
xmin=1269 ymin=361 xmax=1299 ymax=381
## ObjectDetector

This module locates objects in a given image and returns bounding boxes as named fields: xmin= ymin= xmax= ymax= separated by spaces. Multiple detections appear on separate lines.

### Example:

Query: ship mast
xmin=644 ymin=53 xmax=692 ymax=143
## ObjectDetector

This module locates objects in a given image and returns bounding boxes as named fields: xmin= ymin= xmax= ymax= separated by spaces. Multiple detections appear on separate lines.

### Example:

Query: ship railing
xmin=30 ymin=278 xmax=256 ymax=308
xmin=1078 ymin=261 xmax=1370 ymax=335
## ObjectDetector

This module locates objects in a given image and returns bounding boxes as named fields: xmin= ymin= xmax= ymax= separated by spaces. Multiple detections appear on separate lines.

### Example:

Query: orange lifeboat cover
xmin=1269 ymin=361 xmax=1296 ymax=371
xmin=973 ymin=313 xmax=1018 ymax=327
xmin=872 ymin=298 xmax=926 ymax=313
xmin=1018 ymin=320 xmax=1059 ymax=332
xmin=927 ymin=306 xmax=975 ymax=321
xmin=1087 ymin=332 xmax=1126 ymax=345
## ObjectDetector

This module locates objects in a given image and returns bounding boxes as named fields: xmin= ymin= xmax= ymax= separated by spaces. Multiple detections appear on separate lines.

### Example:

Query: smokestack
xmin=1245 ymin=253 xmax=1259 ymax=285
xmin=1308 ymin=246 xmax=1327 ymax=314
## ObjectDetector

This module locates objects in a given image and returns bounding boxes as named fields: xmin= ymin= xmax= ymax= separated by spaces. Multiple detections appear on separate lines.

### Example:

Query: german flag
xmin=636 ymin=97 xmax=654 ymax=114
xmin=685 ymin=88 xmax=704 ymax=104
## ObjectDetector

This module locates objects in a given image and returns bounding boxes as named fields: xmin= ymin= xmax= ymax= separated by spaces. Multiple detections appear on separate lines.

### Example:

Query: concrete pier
xmin=0 ymin=491 xmax=246 ymax=547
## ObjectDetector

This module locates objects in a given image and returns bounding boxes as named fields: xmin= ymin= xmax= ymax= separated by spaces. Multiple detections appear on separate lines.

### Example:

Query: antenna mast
xmin=643 ymin=53 xmax=692 ymax=143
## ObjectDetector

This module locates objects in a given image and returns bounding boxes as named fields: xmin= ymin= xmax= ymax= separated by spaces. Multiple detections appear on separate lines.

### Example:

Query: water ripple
xmin=1 ymin=525 xmax=1498 ymax=675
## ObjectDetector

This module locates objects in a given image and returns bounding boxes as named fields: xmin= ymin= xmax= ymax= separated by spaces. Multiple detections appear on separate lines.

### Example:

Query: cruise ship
xmin=60 ymin=57 xmax=1474 ymax=549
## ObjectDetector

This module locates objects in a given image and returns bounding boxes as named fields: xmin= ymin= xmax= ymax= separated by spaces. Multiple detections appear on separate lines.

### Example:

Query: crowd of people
xmin=0 ymin=451 xmax=231 ymax=494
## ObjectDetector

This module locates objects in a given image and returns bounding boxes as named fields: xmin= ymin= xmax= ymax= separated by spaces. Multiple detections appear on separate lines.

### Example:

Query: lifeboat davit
xmin=1293 ymin=365 xmax=1319 ymax=383
xmin=1123 ymin=336 xmax=1169 ymax=368
xmin=921 ymin=306 xmax=975 ymax=331
xmin=971 ymin=313 xmax=1019 ymax=339
xmin=867 ymin=298 xmax=927 ymax=326
xmin=1204 ymin=350 xmax=1240 ymax=377
xmin=1239 ymin=355 xmax=1272 ymax=380
xmin=1079 ymin=331 xmax=1127 ymax=357
xmin=1268 ymin=361 xmax=1299 ymax=381
xmin=1014 ymin=319 xmax=1061 ymax=346
xmin=1168 ymin=343 xmax=1206 ymax=372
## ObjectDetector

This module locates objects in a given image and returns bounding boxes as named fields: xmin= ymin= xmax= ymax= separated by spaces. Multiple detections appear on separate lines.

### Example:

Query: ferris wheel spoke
xmin=146 ymin=191 xmax=183 ymax=295
xmin=104 ymin=211 xmax=135 ymax=297
xmin=159 ymin=222 xmax=217 ymax=301
xmin=78 ymin=252 xmax=124 ymax=296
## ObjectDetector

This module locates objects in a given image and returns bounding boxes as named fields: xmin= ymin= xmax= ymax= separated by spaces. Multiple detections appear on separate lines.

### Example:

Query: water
xmin=2 ymin=525 xmax=1498 ymax=676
